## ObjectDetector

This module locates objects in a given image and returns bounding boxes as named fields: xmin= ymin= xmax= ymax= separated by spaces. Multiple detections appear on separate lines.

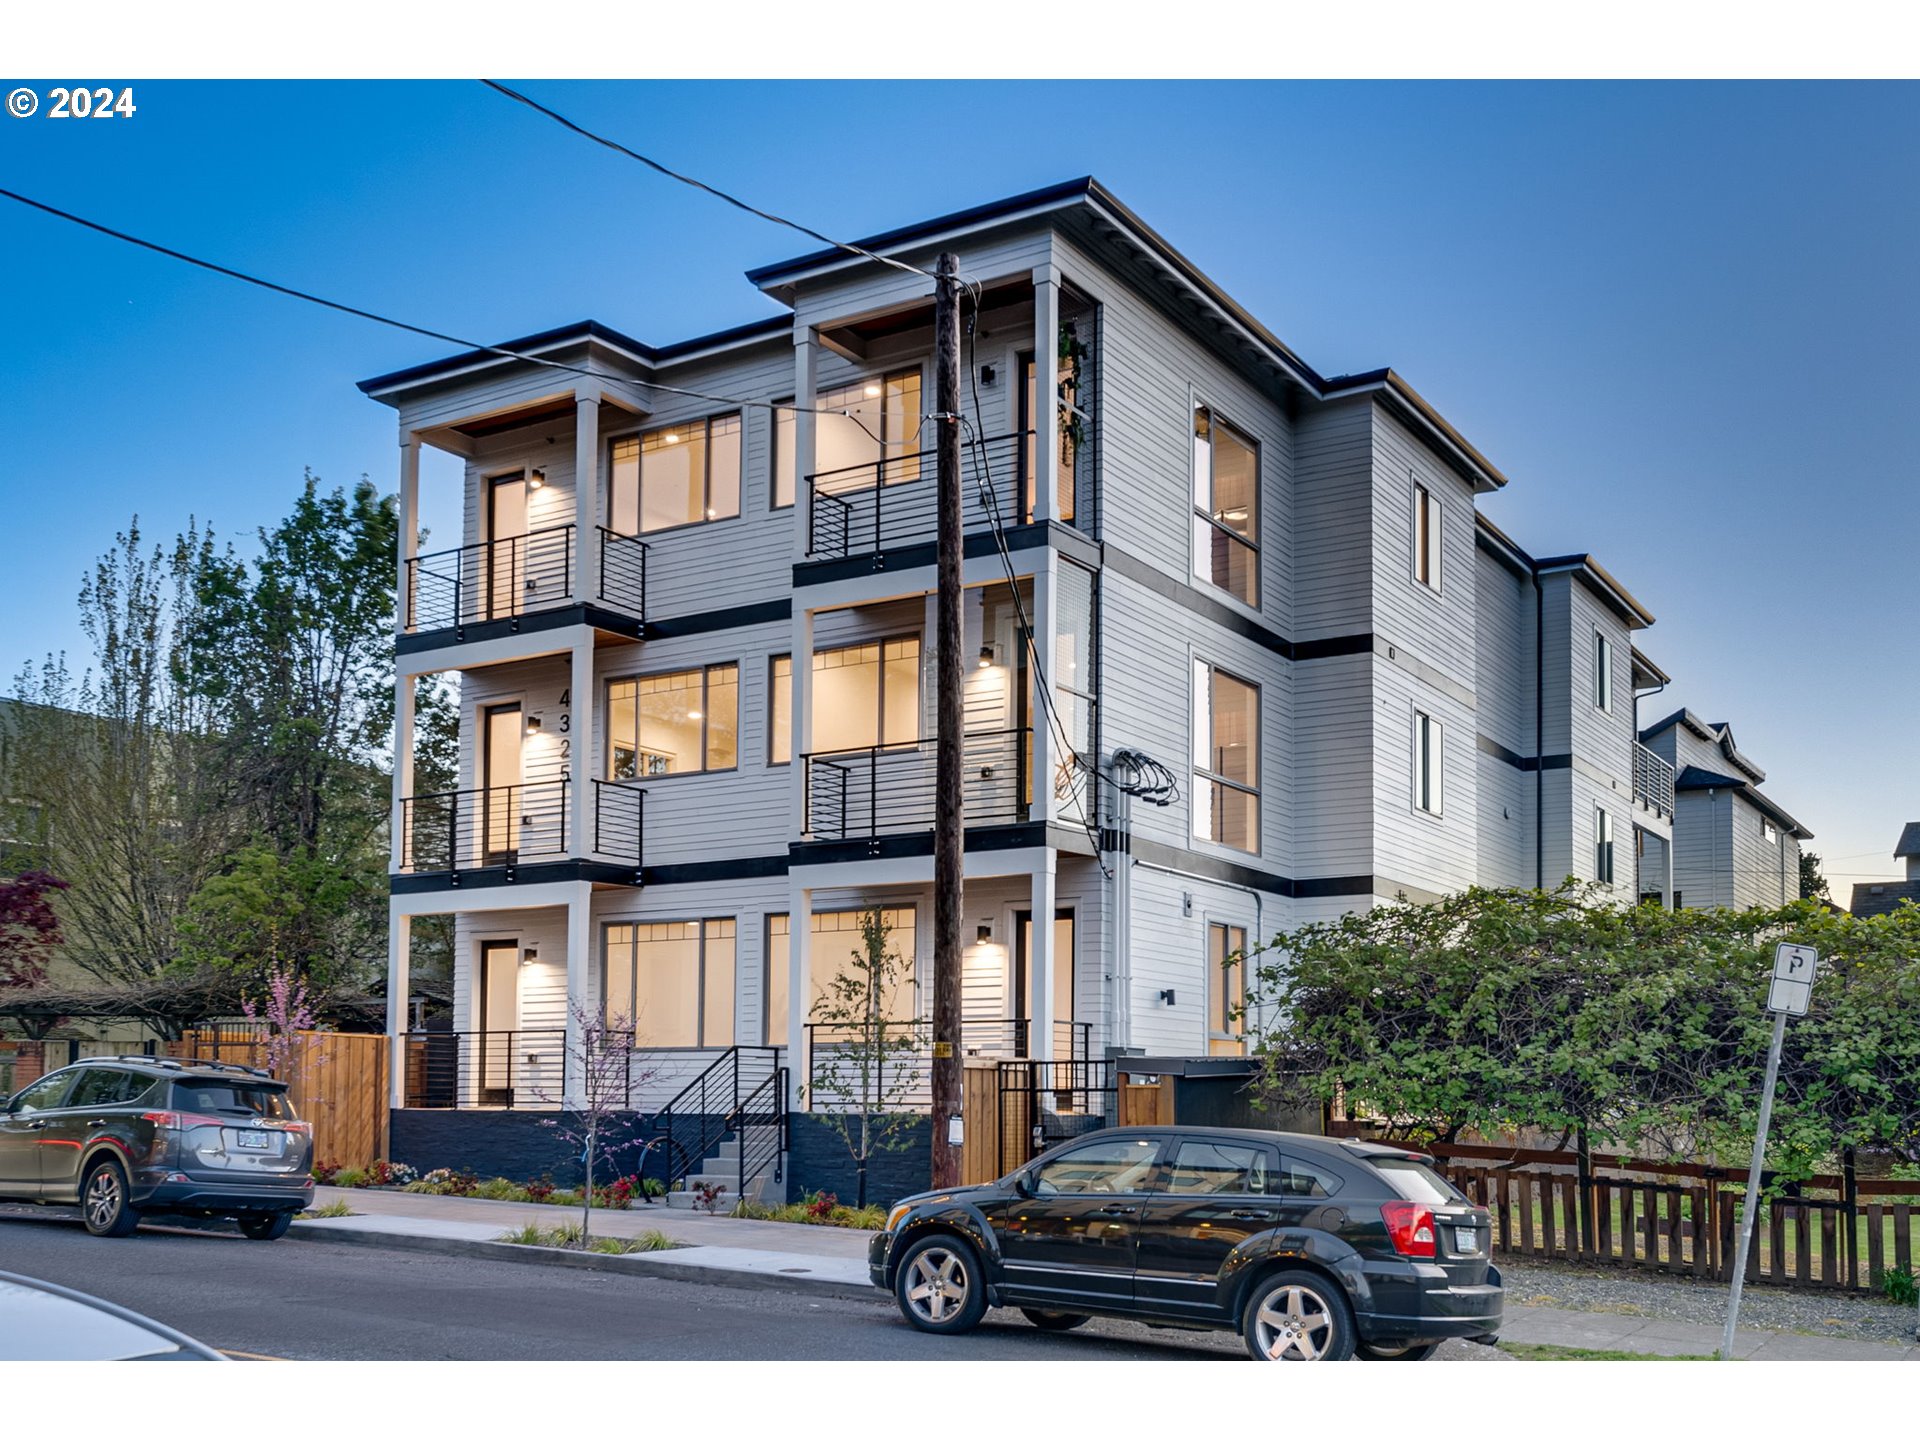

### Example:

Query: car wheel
xmin=82 ymin=1158 xmax=141 ymax=1238
xmin=1019 ymin=1309 xmax=1091 ymax=1332
xmin=238 ymin=1212 xmax=294 ymax=1242
xmin=1241 ymin=1269 xmax=1355 ymax=1362
xmin=1356 ymin=1340 xmax=1442 ymax=1361
xmin=893 ymin=1235 xmax=988 ymax=1336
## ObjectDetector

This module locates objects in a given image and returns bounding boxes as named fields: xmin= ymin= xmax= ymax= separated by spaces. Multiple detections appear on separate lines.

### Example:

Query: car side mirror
xmin=1011 ymin=1168 xmax=1035 ymax=1198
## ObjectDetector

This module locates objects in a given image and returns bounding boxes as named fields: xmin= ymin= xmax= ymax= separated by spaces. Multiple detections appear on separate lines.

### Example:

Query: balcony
xmin=802 ymin=728 xmax=1030 ymax=841
xmin=805 ymin=1019 xmax=1095 ymax=1111
xmin=804 ymin=431 xmax=1046 ymax=567
xmin=402 ymin=524 xmax=648 ymax=642
xmin=1633 ymin=743 xmax=1676 ymax=819
xmin=399 ymin=1028 xmax=750 ymax=1111
xmin=395 ymin=779 xmax=644 ymax=884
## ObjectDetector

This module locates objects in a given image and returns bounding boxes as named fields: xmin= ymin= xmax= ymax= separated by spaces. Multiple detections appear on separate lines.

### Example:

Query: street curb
xmin=283 ymin=1221 xmax=887 ymax=1304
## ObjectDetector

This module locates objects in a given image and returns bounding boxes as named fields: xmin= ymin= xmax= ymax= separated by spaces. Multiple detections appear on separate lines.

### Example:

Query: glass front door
xmin=477 ymin=940 xmax=519 ymax=1105
xmin=481 ymin=703 xmax=522 ymax=865
xmin=486 ymin=473 xmax=528 ymax=620
xmin=1013 ymin=909 xmax=1075 ymax=1058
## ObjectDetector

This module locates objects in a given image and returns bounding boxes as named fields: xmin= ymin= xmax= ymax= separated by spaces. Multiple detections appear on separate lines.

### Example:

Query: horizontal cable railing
xmin=399 ymin=780 xmax=569 ymax=873
xmin=805 ymin=1019 xmax=1088 ymax=1112
xmin=596 ymin=527 xmax=648 ymax=624
xmin=405 ymin=525 xmax=574 ymax=632
xmin=1634 ymin=743 xmax=1676 ymax=816
xmin=804 ymin=431 xmax=1032 ymax=561
xmin=592 ymin=780 xmax=644 ymax=877
xmin=401 ymin=1029 xmax=568 ymax=1109
xmin=802 ymin=727 xmax=1030 ymax=841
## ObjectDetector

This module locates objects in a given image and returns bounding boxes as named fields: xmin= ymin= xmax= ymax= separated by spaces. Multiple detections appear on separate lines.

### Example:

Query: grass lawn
xmin=1503 ymin=1342 xmax=1718 ymax=1362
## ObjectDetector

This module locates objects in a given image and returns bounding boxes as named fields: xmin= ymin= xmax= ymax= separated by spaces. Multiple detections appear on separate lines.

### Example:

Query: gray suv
xmin=0 ymin=1056 xmax=314 ymax=1239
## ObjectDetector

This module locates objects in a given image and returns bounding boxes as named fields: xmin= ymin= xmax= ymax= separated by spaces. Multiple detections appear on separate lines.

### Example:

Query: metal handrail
xmin=651 ymin=1045 xmax=784 ymax=1199
xmin=591 ymin=780 xmax=644 ymax=880
xmin=802 ymin=430 xmax=1032 ymax=561
xmin=404 ymin=524 xmax=574 ymax=632
xmin=1634 ymin=743 xmax=1676 ymax=816
xmin=801 ymin=727 xmax=1031 ymax=840
xmin=399 ymin=1028 xmax=568 ymax=1109
xmin=398 ymin=780 xmax=569 ymax=873
xmin=595 ymin=526 xmax=648 ymax=625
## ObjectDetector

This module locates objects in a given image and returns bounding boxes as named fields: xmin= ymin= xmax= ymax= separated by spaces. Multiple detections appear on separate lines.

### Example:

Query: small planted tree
xmin=239 ymin=959 xmax=319 ymax=1081
xmin=540 ymin=1004 xmax=653 ymax=1246
xmin=0 ymin=871 xmax=68 ymax=1039
xmin=803 ymin=908 xmax=921 ymax=1209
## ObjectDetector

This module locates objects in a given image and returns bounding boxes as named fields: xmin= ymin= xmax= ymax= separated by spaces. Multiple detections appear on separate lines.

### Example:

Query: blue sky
xmin=2 ymin=80 xmax=1913 ymax=891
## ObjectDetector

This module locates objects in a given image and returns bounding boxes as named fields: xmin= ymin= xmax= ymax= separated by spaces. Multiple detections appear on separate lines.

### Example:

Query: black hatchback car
xmin=869 ymin=1126 xmax=1501 ymax=1360
xmin=0 ymin=1056 xmax=314 ymax=1239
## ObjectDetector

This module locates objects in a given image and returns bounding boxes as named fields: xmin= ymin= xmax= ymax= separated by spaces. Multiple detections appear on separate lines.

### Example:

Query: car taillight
xmin=140 ymin=1110 xmax=226 ymax=1131
xmin=1381 ymin=1200 xmax=1437 ymax=1258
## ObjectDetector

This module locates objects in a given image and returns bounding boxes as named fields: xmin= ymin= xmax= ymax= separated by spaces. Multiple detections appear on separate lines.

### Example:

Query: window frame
xmin=607 ymin=411 xmax=744 ymax=538
xmin=1413 ymin=708 xmax=1445 ymax=818
xmin=767 ymin=654 xmax=792 ymax=767
xmin=1594 ymin=630 xmax=1613 ymax=714
xmin=1596 ymin=806 xmax=1615 ymax=883
xmin=1191 ymin=658 xmax=1262 ymax=855
xmin=1761 ymin=818 xmax=1779 ymax=845
xmin=770 ymin=399 xmax=796 ymax=511
xmin=604 ymin=661 xmax=741 ymax=781
xmin=1190 ymin=399 xmax=1260 ymax=609
xmin=1206 ymin=920 xmax=1249 ymax=1054
xmin=794 ymin=634 xmax=923 ymax=758
xmin=1411 ymin=477 xmax=1443 ymax=593
xmin=599 ymin=917 xmax=737 ymax=1048
xmin=811 ymin=367 xmax=927 ymax=486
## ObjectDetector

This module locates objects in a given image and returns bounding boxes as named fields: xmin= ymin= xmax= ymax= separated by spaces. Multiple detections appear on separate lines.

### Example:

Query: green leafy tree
xmin=1799 ymin=850 xmax=1831 ymax=904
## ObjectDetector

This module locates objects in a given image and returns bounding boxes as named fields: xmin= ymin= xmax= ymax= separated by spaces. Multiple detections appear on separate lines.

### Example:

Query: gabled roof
xmin=1850 ymin=878 xmax=1920 ymax=919
xmin=1672 ymin=765 xmax=1813 ymax=839
xmin=1638 ymin=707 xmax=1767 ymax=783
xmin=1894 ymin=822 xmax=1920 ymax=859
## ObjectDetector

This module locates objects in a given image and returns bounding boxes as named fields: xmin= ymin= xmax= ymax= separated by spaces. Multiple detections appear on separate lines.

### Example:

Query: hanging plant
xmin=1056 ymin=320 xmax=1089 ymax=455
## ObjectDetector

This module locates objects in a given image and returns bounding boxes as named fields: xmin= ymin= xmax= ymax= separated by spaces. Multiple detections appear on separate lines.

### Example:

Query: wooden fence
xmin=1425 ymin=1141 xmax=1919 ymax=1292
xmin=170 ymin=1029 xmax=389 ymax=1171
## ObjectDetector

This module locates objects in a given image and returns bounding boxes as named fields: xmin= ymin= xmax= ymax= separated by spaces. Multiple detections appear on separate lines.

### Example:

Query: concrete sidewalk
xmin=291 ymin=1187 xmax=1918 ymax=1359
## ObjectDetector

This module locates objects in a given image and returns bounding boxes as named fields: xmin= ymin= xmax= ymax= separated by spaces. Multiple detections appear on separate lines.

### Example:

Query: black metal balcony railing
xmin=802 ymin=728 xmax=1030 ymax=841
xmin=804 ymin=431 xmax=1033 ymax=562
xmin=403 ymin=524 xmax=650 ymax=633
xmin=1633 ymin=743 xmax=1676 ymax=817
xmin=592 ymin=779 xmax=644 ymax=877
xmin=399 ymin=780 xmax=570 ymax=874
xmin=402 ymin=1029 xmax=569 ymax=1109
xmin=805 ymin=1019 xmax=1095 ymax=1112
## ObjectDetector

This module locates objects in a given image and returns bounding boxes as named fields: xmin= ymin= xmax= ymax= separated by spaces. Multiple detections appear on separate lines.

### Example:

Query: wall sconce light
xmin=976 ymin=922 xmax=993 ymax=944
xmin=525 ymin=715 xmax=543 ymax=734
xmin=980 ymin=365 xmax=996 ymax=386
xmin=977 ymin=643 xmax=995 ymax=669
xmin=1158 ymin=988 xmax=1177 ymax=1006
xmin=521 ymin=947 xmax=540 ymax=965
xmin=528 ymin=469 xmax=546 ymax=491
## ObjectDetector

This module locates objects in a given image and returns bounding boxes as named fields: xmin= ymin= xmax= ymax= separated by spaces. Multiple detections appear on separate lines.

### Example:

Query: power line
xmin=480 ymin=81 xmax=938 ymax=284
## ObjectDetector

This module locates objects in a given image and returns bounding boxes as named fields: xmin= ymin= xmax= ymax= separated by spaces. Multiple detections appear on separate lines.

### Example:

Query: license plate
xmin=234 ymin=1130 xmax=271 ymax=1150
xmin=1454 ymin=1226 xmax=1482 ymax=1254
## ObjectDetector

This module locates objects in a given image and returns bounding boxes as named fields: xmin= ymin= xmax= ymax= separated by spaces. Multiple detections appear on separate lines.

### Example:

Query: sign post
xmin=1720 ymin=942 xmax=1818 ymax=1360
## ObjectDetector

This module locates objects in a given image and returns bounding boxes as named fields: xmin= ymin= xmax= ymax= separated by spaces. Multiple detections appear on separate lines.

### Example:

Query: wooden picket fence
xmin=170 ymin=1028 xmax=389 ymax=1171
xmin=1427 ymin=1141 xmax=1919 ymax=1292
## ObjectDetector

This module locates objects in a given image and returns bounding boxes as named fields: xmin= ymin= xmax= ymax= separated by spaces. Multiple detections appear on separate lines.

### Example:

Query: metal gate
xmin=987 ymin=1059 xmax=1116 ymax=1179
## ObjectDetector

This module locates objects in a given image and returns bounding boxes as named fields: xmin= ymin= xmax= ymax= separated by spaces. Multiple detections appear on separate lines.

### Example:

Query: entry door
xmin=481 ymin=703 xmax=523 ymax=865
xmin=486 ymin=472 xmax=528 ymax=620
xmin=477 ymin=941 xmax=519 ymax=1105
xmin=991 ymin=1133 xmax=1164 ymax=1309
xmin=1012 ymin=910 xmax=1075 ymax=1059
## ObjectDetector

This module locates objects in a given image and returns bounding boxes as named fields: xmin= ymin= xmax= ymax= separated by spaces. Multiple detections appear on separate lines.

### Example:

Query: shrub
xmin=299 ymin=1199 xmax=355 ymax=1219
xmin=692 ymin=1180 xmax=728 ymax=1214
xmin=524 ymin=1175 xmax=556 ymax=1202
xmin=596 ymin=1176 xmax=636 ymax=1210
xmin=1878 ymin=1266 xmax=1919 ymax=1307
xmin=474 ymin=1177 xmax=528 ymax=1202
xmin=311 ymin=1159 xmax=341 ymax=1185
xmin=496 ymin=1222 xmax=679 ymax=1254
xmin=332 ymin=1167 xmax=368 ymax=1189
xmin=640 ymin=1177 xmax=666 ymax=1201
xmin=805 ymin=1191 xmax=837 ymax=1221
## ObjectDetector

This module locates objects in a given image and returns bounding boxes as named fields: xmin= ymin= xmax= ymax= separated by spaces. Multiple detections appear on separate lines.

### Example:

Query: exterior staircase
xmin=645 ymin=1046 xmax=788 ymax=1212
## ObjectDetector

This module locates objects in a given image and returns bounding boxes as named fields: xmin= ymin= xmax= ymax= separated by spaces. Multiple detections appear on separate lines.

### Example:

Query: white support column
xmin=387 ymin=906 xmax=411 ymax=1108
xmin=1029 ymin=855 xmax=1058 ymax=1063
xmin=391 ymin=673 xmax=415 ymax=873
xmin=792 ymin=327 xmax=819 ymax=564
xmin=785 ymin=883 xmax=813 ymax=1111
xmin=1666 ymin=833 xmax=1676 ymax=911
xmin=565 ymin=882 xmax=594 ymax=1106
xmin=1029 ymin=551 xmax=1058 ymax=826
xmin=789 ymin=607 xmax=815 ymax=838
xmin=1031 ymin=265 xmax=1062 ymax=525
xmin=573 ymin=389 xmax=600 ymax=605
xmin=395 ymin=429 xmax=420 ymax=632
xmin=569 ymin=639 xmax=593 ymax=859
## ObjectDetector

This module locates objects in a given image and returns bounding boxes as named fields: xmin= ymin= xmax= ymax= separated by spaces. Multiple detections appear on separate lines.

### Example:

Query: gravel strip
xmin=1498 ymin=1256 xmax=1920 ymax=1348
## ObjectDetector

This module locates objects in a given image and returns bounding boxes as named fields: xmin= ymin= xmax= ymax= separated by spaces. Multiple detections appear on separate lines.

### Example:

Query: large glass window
xmin=603 ymin=919 xmax=736 ymax=1047
xmin=1192 ymin=661 xmax=1260 ymax=852
xmin=1192 ymin=404 xmax=1258 ymax=606
xmin=765 ymin=908 xmax=916 ymax=1036
xmin=1413 ymin=481 xmax=1442 ymax=590
xmin=775 ymin=638 xmax=920 ymax=759
xmin=1207 ymin=922 xmax=1247 ymax=1056
xmin=609 ymin=413 xmax=742 ymax=534
xmin=608 ymin=664 xmax=739 ymax=778
xmin=813 ymin=370 xmax=923 ymax=483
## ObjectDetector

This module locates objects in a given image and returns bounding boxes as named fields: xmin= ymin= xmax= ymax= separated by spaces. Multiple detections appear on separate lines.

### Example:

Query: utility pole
xmin=930 ymin=251 xmax=964 ymax=1190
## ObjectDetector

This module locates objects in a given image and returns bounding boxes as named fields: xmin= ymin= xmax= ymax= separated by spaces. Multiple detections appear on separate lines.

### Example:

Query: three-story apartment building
xmin=362 ymin=178 xmax=1690 ymax=1180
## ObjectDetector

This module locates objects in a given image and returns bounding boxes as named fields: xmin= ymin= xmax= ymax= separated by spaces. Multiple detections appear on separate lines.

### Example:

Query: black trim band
xmin=397 ymin=603 xmax=643 ymax=656
xmin=1475 ymin=732 xmax=1572 ymax=773
xmin=390 ymin=859 xmax=643 ymax=895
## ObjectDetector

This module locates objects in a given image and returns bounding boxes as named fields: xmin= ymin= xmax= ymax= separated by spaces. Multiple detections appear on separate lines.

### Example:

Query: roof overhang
xmin=1631 ymin=646 xmax=1671 ymax=690
xmin=1673 ymin=766 xmax=1811 ymax=838
xmin=1534 ymin=552 xmax=1656 ymax=629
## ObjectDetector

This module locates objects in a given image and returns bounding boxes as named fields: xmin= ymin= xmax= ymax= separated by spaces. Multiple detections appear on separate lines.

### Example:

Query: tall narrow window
xmin=1192 ymin=661 xmax=1260 ymax=853
xmin=1761 ymin=819 xmax=1779 ymax=845
xmin=1594 ymin=631 xmax=1613 ymax=713
xmin=768 ymin=655 xmax=793 ymax=765
xmin=1413 ymin=481 xmax=1442 ymax=590
xmin=609 ymin=413 xmax=742 ymax=534
xmin=1414 ymin=710 xmax=1445 ymax=816
xmin=1595 ymin=808 xmax=1615 ymax=883
xmin=1191 ymin=404 xmax=1258 ymax=605
xmin=1207 ymin=922 xmax=1248 ymax=1056
xmin=771 ymin=402 xmax=796 ymax=509
xmin=602 ymin=919 xmax=735 ymax=1046
xmin=607 ymin=664 xmax=739 ymax=778
xmin=765 ymin=914 xmax=790 ymax=1044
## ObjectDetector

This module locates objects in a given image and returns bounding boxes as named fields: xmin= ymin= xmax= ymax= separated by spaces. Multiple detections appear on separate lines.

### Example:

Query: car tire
xmin=1356 ymin=1340 xmax=1442 ymax=1361
xmin=1019 ymin=1309 xmax=1091 ymax=1332
xmin=893 ymin=1234 xmax=988 ymax=1336
xmin=81 ymin=1157 xmax=141 ymax=1238
xmin=238 ymin=1212 xmax=294 ymax=1242
xmin=1241 ymin=1269 xmax=1356 ymax=1362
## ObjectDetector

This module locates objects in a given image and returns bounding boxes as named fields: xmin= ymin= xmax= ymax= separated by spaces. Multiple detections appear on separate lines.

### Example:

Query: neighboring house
xmin=359 ymin=177 xmax=1703 ymax=1153
xmin=1849 ymin=823 xmax=1920 ymax=918
xmin=0 ymin=698 xmax=55 ymax=876
xmin=1637 ymin=709 xmax=1811 ymax=909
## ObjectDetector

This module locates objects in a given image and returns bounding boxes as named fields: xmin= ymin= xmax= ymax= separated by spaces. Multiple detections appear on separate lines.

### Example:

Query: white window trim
xmin=1189 ymin=392 xmax=1261 ymax=612
xmin=1412 ymin=708 xmax=1445 ymax=818
xmin=1190 ymin=656 xmax=1262 ymax=857
xmin=1410 ymin=475 xmax=1442 ymax=594
xmin=1595 ymin=807 xmax=1615 ymax=883
xmin=1594 ymin=630 xmax=1613 ymax=714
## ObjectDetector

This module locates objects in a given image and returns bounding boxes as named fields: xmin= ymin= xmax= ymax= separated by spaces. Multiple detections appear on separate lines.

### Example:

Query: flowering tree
xmin=239 ymin=960 xmax=318 ymax=1080
xmin=540 ymin=1004 xmax=655 ymax=1246
xmin=0 ymin=871 xmax=70 ymax=1040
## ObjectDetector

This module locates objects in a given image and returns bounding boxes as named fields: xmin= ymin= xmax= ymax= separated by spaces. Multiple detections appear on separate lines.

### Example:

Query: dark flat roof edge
xmin=1673 ymin=766 xmax=1812 ymax=838
xmin=1321 ymin=369 xmax=1509 ymax=492
xmin=1533 ymin=551 xmax=1657 ymax=628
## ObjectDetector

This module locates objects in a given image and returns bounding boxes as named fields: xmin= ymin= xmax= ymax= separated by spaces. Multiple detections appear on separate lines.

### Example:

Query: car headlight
xmin=885 ymin=1203 xmax=912 ymax=1234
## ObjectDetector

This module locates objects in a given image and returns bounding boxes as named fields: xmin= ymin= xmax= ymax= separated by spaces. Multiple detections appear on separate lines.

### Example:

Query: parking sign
xmin=1767 ymin=943 xmax=1818 ymax=1017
